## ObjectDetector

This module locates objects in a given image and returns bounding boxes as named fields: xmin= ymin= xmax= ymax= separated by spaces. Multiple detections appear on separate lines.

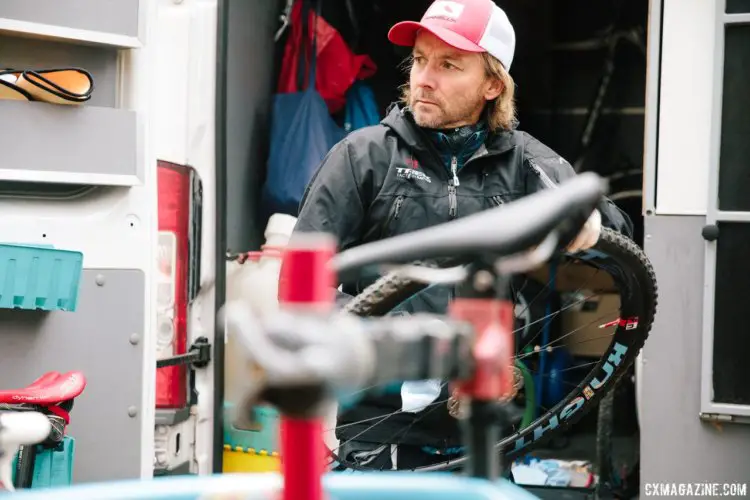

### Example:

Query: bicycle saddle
xmin=331 ymin=172 xmax=606 ymax=276
xmin=0 ymin=371 xmax=86 ymax=405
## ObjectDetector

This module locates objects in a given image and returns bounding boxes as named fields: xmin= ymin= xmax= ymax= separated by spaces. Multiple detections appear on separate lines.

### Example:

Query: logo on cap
xmin=424 ymin=0 xmax=465 ymax=22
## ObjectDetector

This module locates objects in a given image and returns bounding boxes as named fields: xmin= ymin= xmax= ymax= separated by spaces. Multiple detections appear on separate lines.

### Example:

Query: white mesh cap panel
xmin=477 ymin=5 xmax=516 ymax=70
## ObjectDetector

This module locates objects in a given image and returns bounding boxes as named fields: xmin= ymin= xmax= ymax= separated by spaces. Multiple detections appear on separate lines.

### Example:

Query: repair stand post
xmin=276 ymin=233 xmax=337 ymax=500
xmin=452 ymin=260 xmax=514 ymax=481
xmin=465 ymin=400 xmax=502 ymax=479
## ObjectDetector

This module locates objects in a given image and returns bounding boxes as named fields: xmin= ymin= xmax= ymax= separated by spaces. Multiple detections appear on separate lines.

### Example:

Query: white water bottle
xmin=224 ymin=214 xmax=296 ymax=401
xmin=0 ymin=411 xmax=51 ymax=491
xmin=251 ymin=214 xmax=297 ymax=317
xmin=263 ymin=213 xmax=297 ymax=248
xmin=224 ymin=251 xmax=261 ymax=403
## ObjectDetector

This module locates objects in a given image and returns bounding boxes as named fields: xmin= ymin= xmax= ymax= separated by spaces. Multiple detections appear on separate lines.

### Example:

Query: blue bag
xmin=262 ymin=0 xmax=345 ymax=217
xmin=344 ymin=81 xmax=381 ymax=133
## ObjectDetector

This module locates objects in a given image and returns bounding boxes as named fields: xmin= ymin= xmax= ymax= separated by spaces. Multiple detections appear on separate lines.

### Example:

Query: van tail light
xmin=156 ymin=160 xmax=202 ymax=409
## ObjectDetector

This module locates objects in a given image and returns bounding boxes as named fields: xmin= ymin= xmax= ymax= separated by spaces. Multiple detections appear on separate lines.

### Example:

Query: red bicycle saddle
xmin=0 ymin=371 xmax=86 ymax=405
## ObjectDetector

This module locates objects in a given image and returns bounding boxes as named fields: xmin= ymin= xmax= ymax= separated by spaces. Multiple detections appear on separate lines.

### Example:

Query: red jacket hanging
xmin=277 ymin=0 xmax=377 ymax=114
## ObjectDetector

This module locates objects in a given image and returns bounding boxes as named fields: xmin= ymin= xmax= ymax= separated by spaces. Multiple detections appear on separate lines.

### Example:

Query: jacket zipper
xmin=380 ymin=195 xmax=405 ymax=237
xmin=448 ymin=156 xmax=458 ymax=218
xmin=450 ymin=156 xmax=460 ymax=187
xmin=491 ymin=195 xmax=504 ymax=207
xmin=448 ymin=183 xmax=457 ymax=218
xmin=528 ymin=159 xmax=557 ymax=189
xmin=393 ymin=195 xmax=404 ymax=219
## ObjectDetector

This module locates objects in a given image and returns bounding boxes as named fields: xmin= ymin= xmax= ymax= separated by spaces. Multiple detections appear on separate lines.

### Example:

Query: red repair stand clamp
xmin=449 ymin=270 xmax=515 ymax=481
xmin=277 ymin=233 xmax=337 ymax=500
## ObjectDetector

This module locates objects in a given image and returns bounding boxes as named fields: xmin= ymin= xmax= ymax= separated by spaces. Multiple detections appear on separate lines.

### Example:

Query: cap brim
xmin=388 ymin=21 xmax=485 ymax=53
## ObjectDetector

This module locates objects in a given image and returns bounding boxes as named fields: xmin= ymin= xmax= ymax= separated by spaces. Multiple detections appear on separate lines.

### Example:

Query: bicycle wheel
xmin=329 ymin=227 xmax=657 ymax=472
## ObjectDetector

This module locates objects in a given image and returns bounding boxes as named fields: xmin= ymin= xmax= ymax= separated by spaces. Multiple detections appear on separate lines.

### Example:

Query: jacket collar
xmin=381 ymin=102 xmax=517 ymax=158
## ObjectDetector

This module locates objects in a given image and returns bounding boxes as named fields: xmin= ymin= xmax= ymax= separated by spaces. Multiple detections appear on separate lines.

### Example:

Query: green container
xmin=223 ymin=402 xmax=279 ymax=453
xmin=0 ymin=243 xmax=83 ymax=311
xmin=11 ymin=436 xmax=76 ymax=488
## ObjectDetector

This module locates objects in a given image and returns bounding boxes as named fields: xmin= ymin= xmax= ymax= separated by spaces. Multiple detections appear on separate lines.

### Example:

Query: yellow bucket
xmin=222 ymin=445 xmax=280 ymax=473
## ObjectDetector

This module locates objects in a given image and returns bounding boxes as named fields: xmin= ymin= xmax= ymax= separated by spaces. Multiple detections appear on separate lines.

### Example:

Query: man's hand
xmin=566 ymin=209 xmax=601 ymax=253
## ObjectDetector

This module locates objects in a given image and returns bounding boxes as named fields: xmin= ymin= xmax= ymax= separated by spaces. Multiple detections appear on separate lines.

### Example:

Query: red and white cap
xmin=388 ymin=0 xmax=516 ymax=70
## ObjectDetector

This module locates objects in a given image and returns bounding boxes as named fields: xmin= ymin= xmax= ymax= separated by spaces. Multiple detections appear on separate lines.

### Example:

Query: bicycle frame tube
xmin=277 ymin=234 xmax=337 ymax=500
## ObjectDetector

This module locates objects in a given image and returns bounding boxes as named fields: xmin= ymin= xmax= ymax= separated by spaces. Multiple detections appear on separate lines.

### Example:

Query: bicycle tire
xmin=338 ymin=227 xmax=657 ymax=471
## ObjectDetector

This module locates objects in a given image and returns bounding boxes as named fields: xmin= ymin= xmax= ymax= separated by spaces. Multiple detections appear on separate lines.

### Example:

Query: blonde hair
xmin=400 ymin=52 xmax=517 ymax=133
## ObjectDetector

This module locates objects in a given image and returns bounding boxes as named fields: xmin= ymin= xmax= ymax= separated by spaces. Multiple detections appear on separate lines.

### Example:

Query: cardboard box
xmin=561 ymin=293 xmax=621 ymax=357
xmin=527 ymin=262 xmax=616 ymax=293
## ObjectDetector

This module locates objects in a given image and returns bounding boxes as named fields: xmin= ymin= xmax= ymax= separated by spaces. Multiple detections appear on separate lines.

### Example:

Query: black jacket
xmin=293 ymin=103 xmax=632 ymax=449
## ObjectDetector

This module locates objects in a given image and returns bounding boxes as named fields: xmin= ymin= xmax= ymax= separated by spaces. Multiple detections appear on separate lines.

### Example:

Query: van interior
xmin=222 ymin=0 xmax=649 ymax=494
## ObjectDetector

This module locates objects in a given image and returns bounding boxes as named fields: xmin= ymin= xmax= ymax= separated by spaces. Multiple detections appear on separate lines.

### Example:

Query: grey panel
xmin=641 ymin=215 xmax=750 ymax=485
xmin=0 ymin=35 xmax=119 ymax=108
xmin=0 ymin=270 xmax=145 ymax=483
xmin=0 ymin=0 xmax=140 ymax=39
xmin=225 ymin=0 xmax=280 ymax=252
xmin=0 ymin=100 xmax=139 ymax=182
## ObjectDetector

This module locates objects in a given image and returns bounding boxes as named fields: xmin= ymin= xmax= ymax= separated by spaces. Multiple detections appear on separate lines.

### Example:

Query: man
xmin=292 ymin=0 xmax=633 ymax=470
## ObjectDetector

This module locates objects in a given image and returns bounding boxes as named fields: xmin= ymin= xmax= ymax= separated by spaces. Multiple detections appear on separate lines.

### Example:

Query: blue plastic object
xmin=535 ymin=259 xmax=556 ymax=411
xmin=6 ymin=472 xmax=541 ymax=500
xmin=10 ymin=437 xmax=76 ymax=488
xmin=344 ymin=81 xmax=381 ymax=133
xmin=0 ymin=243 xmax=83 ymax=311
xmin=542 ymin=347 xmax=573 ymax=408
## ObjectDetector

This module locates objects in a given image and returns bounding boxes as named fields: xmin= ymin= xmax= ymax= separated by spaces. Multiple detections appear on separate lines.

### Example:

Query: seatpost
xmin=450 ymin=259 xmax=515 ymax=481
xmin=276 ymin=233 xmax=337 ymax=500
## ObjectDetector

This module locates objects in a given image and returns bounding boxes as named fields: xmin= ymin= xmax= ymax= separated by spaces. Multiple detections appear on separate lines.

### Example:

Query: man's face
xmin=408 ymin=31 xmax=502 ymax=129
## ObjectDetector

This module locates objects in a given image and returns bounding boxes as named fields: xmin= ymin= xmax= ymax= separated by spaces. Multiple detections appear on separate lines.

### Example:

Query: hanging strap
xmin=344 ymin=0 xmax=360 ymax=52
xmin=295 ymin=0 xmax=321 ymax=92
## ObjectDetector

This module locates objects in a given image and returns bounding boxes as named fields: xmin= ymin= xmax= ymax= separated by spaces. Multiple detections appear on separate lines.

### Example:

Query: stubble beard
xmin=409 ymin=93 xmax=485 ymax=130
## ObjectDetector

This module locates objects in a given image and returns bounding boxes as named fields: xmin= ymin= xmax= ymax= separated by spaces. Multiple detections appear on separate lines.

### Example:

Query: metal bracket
xmin=699 ymin=412 xmax=750 ymax=425
xmin=153 ymin=461 xmax=191 ymax=477
xmin=155 ymin=407 xmax=192 ymax=426
xmin=156 ymin=337 xmax=211 ymax=369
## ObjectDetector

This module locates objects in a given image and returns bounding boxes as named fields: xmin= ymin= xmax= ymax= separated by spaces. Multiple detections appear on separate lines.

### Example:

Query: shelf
xmin=0 ymin=100 xmax=141 ymax=187
xmin=0 ymin=0 xmax=141 ymax=49
xmin=0 ymin=36 xmax=120 ymax=109
xmin=527 ymin=107 xmax=646 ymax=116
xmin=0 ymin=19 xmax=141 ymax=49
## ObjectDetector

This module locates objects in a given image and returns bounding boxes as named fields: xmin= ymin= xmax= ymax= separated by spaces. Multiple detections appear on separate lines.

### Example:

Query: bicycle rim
xmin=331 ymin=228 xmax=657 ymax=472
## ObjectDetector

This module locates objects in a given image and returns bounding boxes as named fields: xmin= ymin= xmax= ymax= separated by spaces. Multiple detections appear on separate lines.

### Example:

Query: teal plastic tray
xmin=223 ymin=402 xmax=279 ymax=453
xmin=0 ymin=243 xmax=83 ymax=311
xmin=11 ymin=437 xmax=75 ymax=488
